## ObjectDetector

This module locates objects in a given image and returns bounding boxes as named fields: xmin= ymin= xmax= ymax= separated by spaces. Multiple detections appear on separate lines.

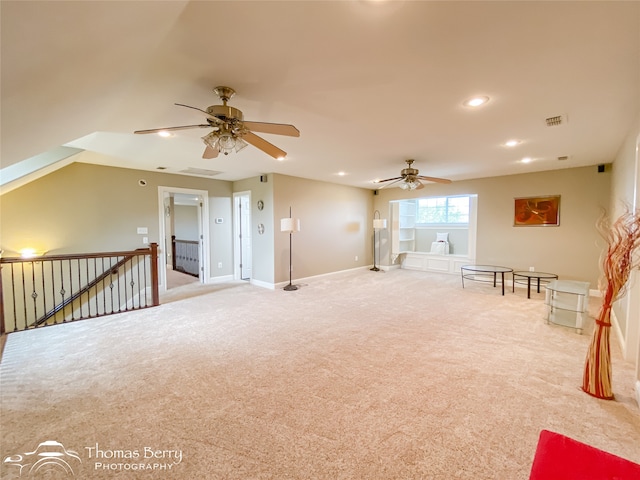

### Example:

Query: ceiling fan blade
xmin=242 ymin=131 xmax=287 ymax=159
xmin=134 ymin=124 xmax=210 ymax=134
xmin=377 ymin=178 xmax=404 ymax=190
xmin=374 ymin=176 xmax=403 ymax=184
xmin=202 ymin=145 xmax=218 ymax=159
xmin=174 ymin=103 xmax=213 ymax=116
xmin=243 ymin=121 xmax=300 ymax=137
xmin=417 ymin=175 xmax=452 ymax=184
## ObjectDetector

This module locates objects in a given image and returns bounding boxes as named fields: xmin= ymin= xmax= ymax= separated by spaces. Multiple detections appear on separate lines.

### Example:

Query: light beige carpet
xmin=1 ymin=269 xmax=639 ymax=479
xmin=166 ymin=267 xmax=199 ymax=290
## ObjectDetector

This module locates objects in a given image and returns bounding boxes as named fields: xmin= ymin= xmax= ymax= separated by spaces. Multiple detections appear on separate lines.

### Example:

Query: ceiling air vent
xmin=557 ymin=155 xmax=570 ymax=161
xmin=180 ymin=168 xmax=222 ymax=177
xmin=545 ymin=114 xmax=567 ymax=127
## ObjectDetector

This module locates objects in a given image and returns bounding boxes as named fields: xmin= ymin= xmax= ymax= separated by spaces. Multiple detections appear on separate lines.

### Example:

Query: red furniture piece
xmin=529 ymin=430 xmax=640 ymax=479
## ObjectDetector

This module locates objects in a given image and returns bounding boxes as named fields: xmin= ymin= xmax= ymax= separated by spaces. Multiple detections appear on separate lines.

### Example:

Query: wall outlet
xmin=355 ymin=255 xmax=358 ymax=261
xmin=142 ymin=237 xmax=149 ymax=244
xmin=529 ymin=266 xmax=535 ymax=272
xmin=218 ymin=262 xmax=222 ymax=269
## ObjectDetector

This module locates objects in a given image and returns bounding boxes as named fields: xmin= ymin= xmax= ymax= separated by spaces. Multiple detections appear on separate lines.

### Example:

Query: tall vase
xmin=582 ymin=300 xmax=614 ymax=400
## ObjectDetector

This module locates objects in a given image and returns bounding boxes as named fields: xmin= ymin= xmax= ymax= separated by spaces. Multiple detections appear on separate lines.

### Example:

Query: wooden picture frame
xmin=514 ymin=195 xmax=560 ymax=226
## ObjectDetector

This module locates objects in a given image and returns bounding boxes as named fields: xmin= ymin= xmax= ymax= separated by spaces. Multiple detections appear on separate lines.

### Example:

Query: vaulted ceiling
xmin=2 ymin=1 xmax=639 ymax=190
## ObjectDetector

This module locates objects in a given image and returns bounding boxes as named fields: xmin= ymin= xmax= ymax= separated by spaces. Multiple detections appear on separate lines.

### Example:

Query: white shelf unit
xmin=394 ymin=200 xmax=416 ymax=253
xmin=544 ymin=280 xmax=590 ymax=334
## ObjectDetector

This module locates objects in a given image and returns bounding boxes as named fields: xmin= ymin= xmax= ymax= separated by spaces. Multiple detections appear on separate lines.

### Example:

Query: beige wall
xmin=609 ymin=111 xmax=640 ymax=381
xmin=374 ymin=166 xmax=610 ymax=286
xmin=272 ymin=174 xmax=374 ymax=284
xmin=0 ymin=162 xmax=234 ymax=278
xmin=173 ymin=205 xmax=199 ymax=241
xmin=233 ymin=175 xmax=275 ymax=284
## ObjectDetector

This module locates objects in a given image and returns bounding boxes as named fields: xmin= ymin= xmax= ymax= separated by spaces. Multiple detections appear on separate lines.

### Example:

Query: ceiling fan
xmin=134 ymin=86 xmax=300 ymax=160
xmin=374 ymin=159 xmax=452 ymax=190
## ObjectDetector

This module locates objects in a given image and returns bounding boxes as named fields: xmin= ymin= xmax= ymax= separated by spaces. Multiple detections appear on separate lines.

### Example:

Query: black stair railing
xmin=0 ymin=244 xmax=159 ymax=334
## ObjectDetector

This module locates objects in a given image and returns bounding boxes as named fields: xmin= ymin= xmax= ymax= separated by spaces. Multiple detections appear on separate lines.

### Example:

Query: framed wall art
xmin=514 ymin=195 xmax=560 ymax=227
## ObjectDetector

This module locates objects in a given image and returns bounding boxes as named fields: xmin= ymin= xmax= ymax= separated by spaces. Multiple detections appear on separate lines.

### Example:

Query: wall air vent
xmin=180 ymin=168 xmax=222 ymax=177
xmin=545 ymin=114 xmax=567 ymax=127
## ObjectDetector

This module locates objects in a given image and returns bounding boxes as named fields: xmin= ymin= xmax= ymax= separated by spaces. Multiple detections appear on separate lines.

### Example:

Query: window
xmin=416 ymin=196 xmax=470 ymax=225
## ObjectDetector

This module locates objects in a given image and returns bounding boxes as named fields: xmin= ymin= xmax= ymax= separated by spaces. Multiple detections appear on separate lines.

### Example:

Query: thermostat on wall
xmin=215 ymin=218 xmax=223 ymax=224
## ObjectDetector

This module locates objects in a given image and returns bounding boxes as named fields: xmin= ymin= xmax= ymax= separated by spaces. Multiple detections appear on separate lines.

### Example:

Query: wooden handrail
xmin=0 ymin=248 xmax=153 ymax=264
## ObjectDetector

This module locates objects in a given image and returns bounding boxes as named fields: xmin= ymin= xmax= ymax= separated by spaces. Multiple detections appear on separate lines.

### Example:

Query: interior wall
xmin=173 ymin=205 xmax=199 ymax=241
xmin=0 ymin=162 xmax=234 ymax=280
xmin=233 ymin=175 xmax=275 ymax=284
xmin=272 ymin=174 xmax=374 ymax=284
xmin=209 ymin=196 xmax=233 ymax=279
xmin=374 ymin=165 xmax=610 ymax=287
xmin=414 ymin=228 xmax=468 ymax=255
xmin=609 ymin=111 xmax=640 ymax=373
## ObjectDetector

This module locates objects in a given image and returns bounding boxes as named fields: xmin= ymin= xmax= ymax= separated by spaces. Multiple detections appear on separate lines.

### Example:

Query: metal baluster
xmin=116 ymin=256 xmax=122 ymax=312
xmin=136 ymin=253 xmax=142 ymax=307
xmin=19 ymin=263 xmax=26 ymax=328
xmin=40 ymin=259 xmax=47 ymax=326
xmin=68 ymin=259 xmax=75 ymax=321
xmin=60 ymin=260 xmax=67 ymax=322
xmin=142 ymin=253 xmax=149 ymax=307
xmin=29 ymin=261 xmax=38 ymax=328
xmin=10 ymin=264 xmax=19 ymax=332
xmin=50 ymin=260 xmax=57 ymax=324
xmin=101 ymin=257 xmax=107 ymax=315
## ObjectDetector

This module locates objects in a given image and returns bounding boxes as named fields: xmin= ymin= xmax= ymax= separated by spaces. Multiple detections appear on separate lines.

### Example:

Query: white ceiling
xmin=2 ymin=1 xmax=639 ymax=190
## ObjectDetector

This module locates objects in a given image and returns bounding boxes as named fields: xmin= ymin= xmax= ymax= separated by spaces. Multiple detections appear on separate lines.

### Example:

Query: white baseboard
xmin=250 ymin=278 xmax=275 ymax=290
xmin=260 ymin=266 xmax=375 ymax=291
xmin=207 ymin=274 xmax=234 ymax=284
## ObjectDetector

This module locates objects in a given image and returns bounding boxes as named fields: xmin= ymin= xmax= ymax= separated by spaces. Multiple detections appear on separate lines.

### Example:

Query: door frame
xmin=157 ymin=186 xmax=210 ymax=292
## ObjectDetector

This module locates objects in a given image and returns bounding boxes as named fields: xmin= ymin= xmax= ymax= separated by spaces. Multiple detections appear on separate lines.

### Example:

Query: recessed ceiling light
xmin=521 ymin=157 xmax=532 ymax=164
xmin=463 ymin=96 xmax=489 ymax=107
xmin=504 ymin=139 xmax=521 ymax=147
xmin=277 ymin=156 xmax=286 ymax=161
xmin=337 ymin=171 xmax=346 ymax=176
xmin=157 ymin=131 xmax=172 ymax=137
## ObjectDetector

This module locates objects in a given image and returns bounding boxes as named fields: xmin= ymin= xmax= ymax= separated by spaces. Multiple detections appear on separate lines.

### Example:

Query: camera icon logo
xmin=3 ymin=440 xmax=81 ymax=477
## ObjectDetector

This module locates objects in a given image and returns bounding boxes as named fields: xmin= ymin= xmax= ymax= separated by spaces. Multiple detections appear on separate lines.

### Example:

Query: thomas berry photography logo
xmin=3 ymin=440 xmax=82 ymax=478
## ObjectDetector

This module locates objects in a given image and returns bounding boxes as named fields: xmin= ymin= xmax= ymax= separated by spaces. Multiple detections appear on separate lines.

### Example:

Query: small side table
xmin=544 ymin=280 xmax=590 ymax=334
xmin=461 ymin=265 xmax=513 ymax=295
xmin=512 ymin=271 xmax=558 ymax=298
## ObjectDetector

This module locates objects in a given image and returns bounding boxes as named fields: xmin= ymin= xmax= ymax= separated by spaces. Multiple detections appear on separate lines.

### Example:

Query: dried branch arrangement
xmin=583 ymin=207 xmax=640 ymax=399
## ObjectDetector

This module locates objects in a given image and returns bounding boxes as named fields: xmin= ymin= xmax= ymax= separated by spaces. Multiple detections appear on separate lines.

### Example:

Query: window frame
xmin=414 ymin=195 xmax=471 ymax=227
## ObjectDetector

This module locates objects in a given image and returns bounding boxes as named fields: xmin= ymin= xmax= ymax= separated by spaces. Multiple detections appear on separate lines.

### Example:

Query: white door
xmin=234 ymin=192 xmax=252 ymax=280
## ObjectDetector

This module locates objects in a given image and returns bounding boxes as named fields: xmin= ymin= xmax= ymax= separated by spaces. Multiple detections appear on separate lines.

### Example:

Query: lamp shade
xmin=373 ymin=218 xmax=387 ymax=229
xmin=281 ymin=218 xmax=301 ymax=233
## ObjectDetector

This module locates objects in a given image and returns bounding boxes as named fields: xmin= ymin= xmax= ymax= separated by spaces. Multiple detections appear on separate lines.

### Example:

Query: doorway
xmin=233 ymin=191 xmax=252 ymax=281
xmin=158 ymin=186 xmax=210 ymax=292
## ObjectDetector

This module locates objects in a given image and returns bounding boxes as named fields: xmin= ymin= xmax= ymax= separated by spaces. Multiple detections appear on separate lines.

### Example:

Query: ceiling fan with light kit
xmin=374 ymin=159 xmax=452 ymax=190
xmin=134 ymin=86 xmax=300 ymax=160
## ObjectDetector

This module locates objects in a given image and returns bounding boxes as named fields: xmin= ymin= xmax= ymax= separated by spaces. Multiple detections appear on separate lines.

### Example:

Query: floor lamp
xmin=281 ymin=207 xmax=300 ymax=291
xmin=371 ymin=210 xmax=387 ymax=272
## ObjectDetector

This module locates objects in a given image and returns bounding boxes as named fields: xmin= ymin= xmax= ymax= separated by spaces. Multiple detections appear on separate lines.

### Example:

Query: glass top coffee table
xmin=512 ymin=271 xmax=558 ymax=299
xmin=461 ymin=265 xmax=513 ymax=295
